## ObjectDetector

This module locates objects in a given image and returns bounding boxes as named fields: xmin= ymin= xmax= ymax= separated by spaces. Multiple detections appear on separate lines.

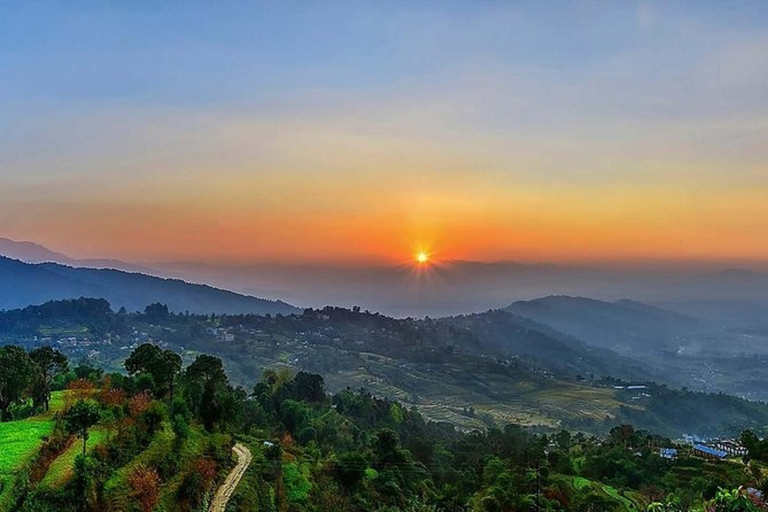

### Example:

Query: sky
xmin=2 ymin=1 xmax=768 ymax=266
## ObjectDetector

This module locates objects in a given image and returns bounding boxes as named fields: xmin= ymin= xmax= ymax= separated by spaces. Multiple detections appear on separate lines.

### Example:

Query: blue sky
xmin=4 ymin=2 xmax=765 ymax=108
xmin=1 ymin=2 xmax=768 ymax=263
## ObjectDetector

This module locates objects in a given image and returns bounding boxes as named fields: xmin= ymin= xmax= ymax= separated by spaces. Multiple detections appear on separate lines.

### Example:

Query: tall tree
xmin=182 ymin=354 xmax=229 ymax=431
xmin=125 ymin=343 xmax=182 ymax=400
xmin=143 ymin=303 xmax=170 ymax=321
xmin=0 ymin=345 xmax=37 ymax=421
xmin=183 ymin=354 xmax=227 ymax=386
xmin=29 ymin=346 xmax=68 ymax=410
xmin=64 ymin=399 xmax=102 ymax=456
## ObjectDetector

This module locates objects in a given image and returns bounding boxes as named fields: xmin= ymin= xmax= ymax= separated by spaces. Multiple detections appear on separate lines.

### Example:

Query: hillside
xmin=195 ymin=307 xmax=768 ymax=437
xmin=440 ymin=309 xmax=656 ymax=382
xmin=0 ymin=256 xmax=297 ymax=315
xmin=2 ymin=345 xmax=765 ymax=512
xmin=506 ymin=296 xmax=700 ymax=355
xmin=0 ymin=238 xmax=150 ymax=273
xmin=2 ymin=299 xmax=761 ymax=438
xmin=0 ymin=238 xmax=71 ymax=264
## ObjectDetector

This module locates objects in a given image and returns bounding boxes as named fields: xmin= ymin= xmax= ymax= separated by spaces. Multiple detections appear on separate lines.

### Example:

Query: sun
xmin=415 ymin=251 xmax=430 ymax=264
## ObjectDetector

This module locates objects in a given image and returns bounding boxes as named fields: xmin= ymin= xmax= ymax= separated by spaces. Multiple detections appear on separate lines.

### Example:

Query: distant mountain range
xmin=0 ymin=237 xmax=152 ymax=273
xmin=506 ymin=295 xmax=700 ymax=355
xmin=0 ymin=255 xmax=298 ymax=315
xmin=5 ymin=237 xmax=768 ymax=323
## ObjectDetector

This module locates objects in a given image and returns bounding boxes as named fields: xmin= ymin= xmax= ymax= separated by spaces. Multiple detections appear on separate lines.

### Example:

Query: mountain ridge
xmin=505 ymin=295 xmax=700 ymax=354
xmin=0 ymin=237 xmax=152 ymax=273
xmin=0 ymin=255 xmax=298 ymax=315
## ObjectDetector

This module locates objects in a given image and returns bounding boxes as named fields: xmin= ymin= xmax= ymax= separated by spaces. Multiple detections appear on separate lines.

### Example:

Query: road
xmin=209 ymin=443 xmax=253 ymax=512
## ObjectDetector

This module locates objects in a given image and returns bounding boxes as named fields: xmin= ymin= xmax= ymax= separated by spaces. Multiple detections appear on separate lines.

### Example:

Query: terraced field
xmin=564 ymin=476 xmax=640 ymax=511
xmin=0 ymin=391 xmax=65 ymax=508
xmin=323 ymin=355 xmax=625 ymax=431
xmin=39 ymin=427 xmax=108 ymax=489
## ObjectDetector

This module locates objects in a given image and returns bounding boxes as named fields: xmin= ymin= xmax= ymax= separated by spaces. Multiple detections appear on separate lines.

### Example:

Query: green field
xmin=567 ymin=476 xmax=638 ymax=511
xmin=0 ymin=391 xmax=66 ymax=507
xmin=572 ymin=476 xmax=591 ymax=490
xmin=40 ymin=427 xmax=108 ymax=489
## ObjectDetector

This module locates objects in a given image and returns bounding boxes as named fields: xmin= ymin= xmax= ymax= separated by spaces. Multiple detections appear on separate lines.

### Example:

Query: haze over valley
xmin=4 ymin=238 xmax=768 ymax=405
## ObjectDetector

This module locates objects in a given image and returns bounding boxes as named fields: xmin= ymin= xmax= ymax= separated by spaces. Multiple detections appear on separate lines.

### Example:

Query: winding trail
xmin=209 ymin=443 xmax=253 ymax=512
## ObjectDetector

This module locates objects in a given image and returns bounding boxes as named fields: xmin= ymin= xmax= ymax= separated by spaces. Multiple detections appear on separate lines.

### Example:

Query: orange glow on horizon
xmin=7 ymin=178 xmax=768 ymax=266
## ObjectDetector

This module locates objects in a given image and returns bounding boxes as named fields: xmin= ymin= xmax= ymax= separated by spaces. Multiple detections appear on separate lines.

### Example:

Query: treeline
xmin=0 ymin=345 xmax=69 ymax=418
xmin=4 ymin=343 xmax=768 ymax=511
xmin=0 ymin=298 xmax=117 ymax=336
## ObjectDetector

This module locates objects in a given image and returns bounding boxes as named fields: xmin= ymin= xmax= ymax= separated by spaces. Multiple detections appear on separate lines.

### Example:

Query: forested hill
xmin=506 ymin=296 xmax=699 ymax=353
xmin=2 ymin=299 xmax=767 ymax=437
xmin=0 ymin=255 xmax=298 ymax=315
xmin=3 ymin=343 xmax=768 ymax=511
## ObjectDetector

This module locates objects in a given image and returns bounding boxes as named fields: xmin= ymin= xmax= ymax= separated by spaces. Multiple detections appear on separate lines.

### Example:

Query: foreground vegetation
xmin=0 ymin=392 xmax=63 ymax=508
xmin=1 ymin=339 xmax=768 ymax=511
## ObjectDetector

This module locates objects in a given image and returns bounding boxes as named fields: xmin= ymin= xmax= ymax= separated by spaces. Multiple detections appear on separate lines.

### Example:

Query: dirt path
xmin=209 ymin=443 xmax=253 ymax=512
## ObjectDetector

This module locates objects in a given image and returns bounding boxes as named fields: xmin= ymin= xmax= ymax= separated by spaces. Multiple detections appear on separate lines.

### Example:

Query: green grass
xmin=156 ymin=427 xmax=208 ymax=511
xmin=604 ymin=485 xmax=636 ymax=510
xmin=568 ymin=476 xmax=638 ymax=511
xmin=0 ymin=391 xmax=66 ymax=508
xmin=39 ymin=427 xmax=108 ymax=489
xmin=572 ymin=476 xmax=591 ymax=490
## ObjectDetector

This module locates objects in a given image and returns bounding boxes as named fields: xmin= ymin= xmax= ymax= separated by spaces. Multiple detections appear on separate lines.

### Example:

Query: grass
xmin=39 ymin=427 xmax=108 ymax=489
xmin=0 ymin=391 xmax=66 ymax=508
xmin=568 ymin=476 xmax=638 ymax=511
xmin=103 ymin=421 xmax=177 ymax=511
xmin=156 ymin=427 xmax=208 ymax=511
xmin=572 ymin=476 xmax=591 ymax=490
xmin=603 ymin=485 xmax=637 ymax=510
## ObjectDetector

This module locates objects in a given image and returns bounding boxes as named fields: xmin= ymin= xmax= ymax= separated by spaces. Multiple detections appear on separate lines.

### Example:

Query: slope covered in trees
xmin=1 ymin=344 xmax=767 ymax=511
xmin=2 ymin=300 xmax=768 ymax=437
xmin=0 ymin=256 xmax=297 ymax=315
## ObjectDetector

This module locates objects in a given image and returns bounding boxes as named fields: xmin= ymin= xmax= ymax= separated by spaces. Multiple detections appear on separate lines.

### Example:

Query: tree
xmin=280 ymin=399 xmax=312 ymax=433
xmin=182 ymin=354 xmax=229 ymax=431
xmin=125 ymin=343 xmax=182 ymax=400
xmin=184 ymin=354 xmax=228 ymax=387
xmin=128 ymin=464 xmax=161 ymax=512
xmin=73 ymin=363 xmax=103 ymax=383
xmin=64 ymin=399 xmax=102 ymax=456
xmin=374 ymin=428 xmax=409 ymax=468
xmin=708 ymin=488 xmax=762 ymax=512
xmin=0 ymin=345 xmax=37 ymax=420
xmin=71 ymin=454 xmax=97 ymax=512
xmin=144 ymin=302 xmax=170 ymax=321
xmin=335 ymin=451 xmax=369 ymax=489
xmin=29 ymin=346 xmax=69 ymax=410
xmin=293 ymin=372 xmax=326 ymax=403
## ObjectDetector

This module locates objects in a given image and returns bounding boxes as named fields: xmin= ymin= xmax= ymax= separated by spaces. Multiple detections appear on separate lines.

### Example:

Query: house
xmin=693 ymin=444 xmax=728 ymax=459
xmin=659 ymin=448 xmax=678 ymax=459
xmin=711 ymin=440 xmax=748 ymax=457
